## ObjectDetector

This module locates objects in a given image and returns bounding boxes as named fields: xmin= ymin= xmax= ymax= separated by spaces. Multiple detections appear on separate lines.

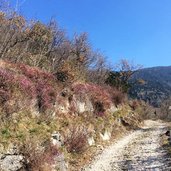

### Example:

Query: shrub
xmin=0 ymin=67 xmax=36 ymax=116
xmin=17 ymin=63 xmax=58 ymax=112
xmin=0 ymin=89 xmax=10 ymax=105
xmin=21 ymin=140 xmax=59 ymax=171
xmin=111 ymin=89 xmax=126 ymax=106
xmin=94 ymin=101 xmax=105 ymax=117
xmin=0 ymin=67 xmax=35 ymax=98
xmin=16 ymin=75 xmax=36 ymax=98
xmin=73 ymin=83 xmax=125 ymax=109
xmin=17 ymin=63 xmax=55 ymax=81
xmin=0 ymin=62 xmax=59 ymax=113
xmin=64 ymin=126 xmax=88 ymax=153
xmin=72 ymin=83 xmax=112 ymax=109
xmin=36 ymin=82 xmax=56 ymax=112
xmin=129 ymin=100 xmax=139 ymax=111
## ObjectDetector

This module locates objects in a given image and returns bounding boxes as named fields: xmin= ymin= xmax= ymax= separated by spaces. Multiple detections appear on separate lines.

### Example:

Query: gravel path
xmin=83 ymin=120 xmax=171 ymax=171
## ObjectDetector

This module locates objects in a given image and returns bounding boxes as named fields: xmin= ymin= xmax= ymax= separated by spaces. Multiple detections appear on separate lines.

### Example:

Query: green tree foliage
xmin=106 ymin=59 xmax=142 ymax=92
xmin=105 ymin=71 xmax=130 ymax=92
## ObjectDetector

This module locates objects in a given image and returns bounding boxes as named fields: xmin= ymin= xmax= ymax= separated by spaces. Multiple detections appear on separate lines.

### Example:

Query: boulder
xmin=88 ymin=136 xmax=95 ymax=146
xmin=51 ymin=132 xmax=64 ymax=147
xmin=52 ymin=153 xmax=68 ymax=171
xmin=0 ymin=154 xmax=24 ymax=171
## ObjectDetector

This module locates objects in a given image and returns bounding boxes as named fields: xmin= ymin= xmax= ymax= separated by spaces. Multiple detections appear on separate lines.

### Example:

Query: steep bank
xmin=0 ymin=60 xmax=146 ymax=171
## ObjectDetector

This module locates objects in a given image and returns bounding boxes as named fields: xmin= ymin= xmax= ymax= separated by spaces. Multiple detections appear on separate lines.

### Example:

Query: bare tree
xmin=0 ymin=7 xmax=111 ymax=84
xmin=87 ymin=53 xmax=109 ymax=84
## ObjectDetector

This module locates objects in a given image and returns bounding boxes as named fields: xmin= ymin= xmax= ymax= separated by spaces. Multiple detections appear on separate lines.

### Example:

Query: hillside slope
xmin=0 ymin=60 xmax=145 ymax=171
xmin=129 ymin=66 xmax=171 ymax=106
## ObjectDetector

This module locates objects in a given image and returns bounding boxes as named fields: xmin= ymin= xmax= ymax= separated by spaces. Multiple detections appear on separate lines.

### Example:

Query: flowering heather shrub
xmin=0 ymin=68 xmax=34 ymax=114
xmin=36 ymin=82 xmax=56 ymax=111
xmin=0 ymin=61 xmax=59 ymax=113
xmin=0 ymin=69 xmax=16 ymax=107
xmin=0 ymin=68 xmax=35 ymax=97
xmin=0 ymin=68 xmax=14 ymax=87
xmin=72 ymin=83 xmax=112 ymax=107
xmin=72 ymin=83 xmax=125 ymax=114
xmin=16 ymin=76 xmax=36 ymax=98
xmin=17 ymin=63 xmax=56 ymax=82
xmin=16 ymin=63 xmax=58 ymax=111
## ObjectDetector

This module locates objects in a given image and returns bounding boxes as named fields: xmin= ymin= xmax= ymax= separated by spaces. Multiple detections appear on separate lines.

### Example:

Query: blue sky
xmin=8 ymin=0 xmax=171 ymax=67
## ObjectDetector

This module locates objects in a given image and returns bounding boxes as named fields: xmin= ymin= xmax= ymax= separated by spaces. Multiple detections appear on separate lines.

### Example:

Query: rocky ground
xmin=82 ymin=120 xmax=171 ymax=171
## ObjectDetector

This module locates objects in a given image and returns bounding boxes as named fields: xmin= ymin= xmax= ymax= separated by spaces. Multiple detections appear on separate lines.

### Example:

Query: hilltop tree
xmin=105 ymin=59 xmax=142 ymax=92
xmin=87 ymin=54 xmax=109 ymax=85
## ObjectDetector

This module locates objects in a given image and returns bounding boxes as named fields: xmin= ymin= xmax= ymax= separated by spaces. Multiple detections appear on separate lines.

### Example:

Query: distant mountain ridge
xmin=129 ymin=66 xmax=171 ymax=107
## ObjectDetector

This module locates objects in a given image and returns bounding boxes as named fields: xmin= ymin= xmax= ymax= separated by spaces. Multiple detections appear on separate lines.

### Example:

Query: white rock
xmin=76 ymin=101 xmax=86 ymax=113
xmin=0 ymin=155 xmax=24 ymax=171
xmin=107 ymin=105 xmax=119 ymax=113
xmin=51 ymin=132 xmax=63 ymax=147
xmin=88 ymin=137 xmax=95 ymax=146
xmin=52 ymin=153 xmax=68 ymax=171
xmin=100 ymin=131 xmax=111 ymax=141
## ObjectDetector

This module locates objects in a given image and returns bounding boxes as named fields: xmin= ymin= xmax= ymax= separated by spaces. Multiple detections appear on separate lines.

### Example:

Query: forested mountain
xmin=129 ymin=66 xmax=171 ymax=107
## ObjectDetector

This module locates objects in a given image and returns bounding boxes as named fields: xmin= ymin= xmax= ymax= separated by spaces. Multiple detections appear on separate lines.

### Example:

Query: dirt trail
xmin=82 ymin=120 xmax=171 ymax=171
